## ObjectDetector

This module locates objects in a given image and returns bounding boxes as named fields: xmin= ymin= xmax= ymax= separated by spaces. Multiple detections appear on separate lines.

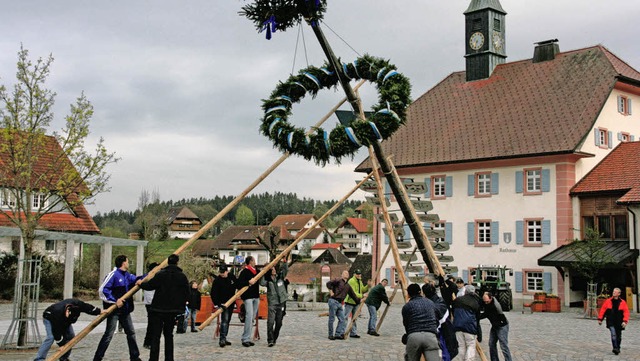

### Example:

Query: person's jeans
xmin=93 ymin=311 xmax=140 ymax=361
xmin=148 ymin=311 xmax=176 ymax=361
xmin=489 ymin=324 xmax=512 ymax=361
xmin=34 ymin=318 xmax=73 ymax=361
xmin=405 ymin=331 xmax=440 ymax=361
xmin=609 ymin=326 xmax=622 ymax=350
xmin=219 ymin=306 xmax=233 ymax=342
xmin=328 ymin=298 xmax=345 ymax=337
xmin=267 ymin=302 xmax=284 ymax=343
xmin=367 ymin=304 xmax=378 ymax=333
xmin=456 ymin=331 xmax=477 ymax=361
xmin=343 ymin=303 xmax=358 ymax=336
xmin=185 ymin=307 xmax=198 ymax=330
xmin=241 ymin=298 xmax=259 ymax=343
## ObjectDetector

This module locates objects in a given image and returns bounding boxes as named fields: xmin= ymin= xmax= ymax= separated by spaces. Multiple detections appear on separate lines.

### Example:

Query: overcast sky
xmin=1 ymin=1 xmax=638 ymax=215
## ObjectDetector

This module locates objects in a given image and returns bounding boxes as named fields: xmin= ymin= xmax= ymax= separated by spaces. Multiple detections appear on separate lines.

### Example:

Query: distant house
xmin=310 ymin=243 xmax=343 ymax=261
xmin=191 ymin=225 xmax=294 ymax=267
xmin=269 ymin=214 xmax=328 ymax=255
xmin=312 ymin=247 xmax=353 ymax=265
xmin=287 ymin=262 xmax=351 ymax=301
xmin=166 ymin=206 xmax=202 ymax=240
xmin=333 ymin=217 xmax=372 ymax=259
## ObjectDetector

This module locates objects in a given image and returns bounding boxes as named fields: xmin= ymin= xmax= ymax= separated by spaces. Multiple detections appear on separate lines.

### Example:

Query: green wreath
xmin=260 ymin=54 xmax=411 ymax=166
xmin=240 ymin=0 xmax=328 ymax=39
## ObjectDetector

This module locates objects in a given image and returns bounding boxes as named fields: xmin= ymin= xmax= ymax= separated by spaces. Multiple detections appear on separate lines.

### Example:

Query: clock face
xmin=492 ymin=31 xmax=503 ymax=51
xmin=469 ymin=32 xmax=484 ymax=50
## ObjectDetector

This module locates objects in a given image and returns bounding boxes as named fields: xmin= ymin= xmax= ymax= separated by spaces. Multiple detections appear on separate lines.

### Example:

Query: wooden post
xmin=375 ymin=246 xmax=418 ymax=333
xmin=197 ymin=173 xmax=375 ymax=331
xmin=46 ymin=88 xmax=365 ymax=361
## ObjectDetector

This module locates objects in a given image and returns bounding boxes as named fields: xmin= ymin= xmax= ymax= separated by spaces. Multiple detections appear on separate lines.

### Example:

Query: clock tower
xmin=464 ymin=0 xmax=507 ymax=81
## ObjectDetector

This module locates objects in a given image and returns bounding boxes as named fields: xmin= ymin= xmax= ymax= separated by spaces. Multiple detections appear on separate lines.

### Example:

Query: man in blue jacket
xmin=93 ymin=255 xmax=144 ymax=361
xmin=452 ymin=285 xmax=481 ymax=361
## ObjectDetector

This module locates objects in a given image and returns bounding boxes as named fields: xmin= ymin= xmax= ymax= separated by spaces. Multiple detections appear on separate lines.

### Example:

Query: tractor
xmin=471 ymin=265 xmax=514 ymax=311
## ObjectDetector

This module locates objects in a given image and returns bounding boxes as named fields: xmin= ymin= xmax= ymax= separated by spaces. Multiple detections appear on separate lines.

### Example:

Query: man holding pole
xmin=364 ymin=278 xmax=389 ymax=336
xmin=236 ymin=256 xmax=260 ymax=347
xmin=343 ymin=269 xmax=369 ymax=339
xmin=211 ymin=264 xmax=236 ymax=347
xmin=326 ymin=270 xmax=350 ymax=340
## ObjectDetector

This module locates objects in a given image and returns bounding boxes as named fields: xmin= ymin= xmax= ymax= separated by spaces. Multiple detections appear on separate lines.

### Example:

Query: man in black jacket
xmin=211 ymin=264 xmax=237 ymax=347
xmin=34 ymin=299 xmax=103 ymax=361
xmin=236 ymin=256 xmax=260 ymax=347
xmin=481 ymin=291 xmax=512 ymax=361
xmin=138 ymin=254 xmax=189 ymax=361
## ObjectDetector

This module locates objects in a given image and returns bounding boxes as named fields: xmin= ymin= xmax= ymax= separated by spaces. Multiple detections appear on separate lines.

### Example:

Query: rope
xmin=322 ymin=21 xmax=364 ymax=61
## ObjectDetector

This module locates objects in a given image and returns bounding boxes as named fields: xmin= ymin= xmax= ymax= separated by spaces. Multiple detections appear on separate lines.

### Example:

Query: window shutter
xmin=445 ymin=222 xmax=453 ymax=244
xmin=384 ymin=233 xmax=389 ymax=244
xmin=403 ymin=225 xmax=411 ymax=242
xmin=542 ymin=220 xmax=551 ymax=245
xmin=468 ymin=175 xmax=475 ymax=196
xmin=608 ymin=131 xmax=613 ymax=149
xmin=617 ymin=132 xmax=623 ymax=141
xmin=515 ymin=271 xmax=523 ymax=293
xmin=385 ymin=268 xmax=391 ymax=283
xmin=542 ymin=169 xmax=551 ymax=192
xmin=629 ymin=98 xmax=633 ymax=115
xmin=467 ymin=222 xmax=475 ymax=245
xmin=543 ymin=272 xmax=552 ymax=293
xmin=618 ymin=95 xmax=624 ymax=113
xmin=515 ymin=171 xmax=523 ymax=193
xmin=594 ymin=128 xmax=600 ymax=146
xmin=424 ymin=178 xmax=431 ymax=199
xmin=491 ymin=173 xmax=499 ymax=194
xmin=632 ymin=135 xmax=636 ymax=141
xmin=445 ymin=176 xmax=453 ymax=197
xmin=516 ymin=220 xmax=524 ymax=245
xmin=491 ymin=222 xmax=499 ymax=244
xmin=462 ymin=269 xmax=469 ymax=283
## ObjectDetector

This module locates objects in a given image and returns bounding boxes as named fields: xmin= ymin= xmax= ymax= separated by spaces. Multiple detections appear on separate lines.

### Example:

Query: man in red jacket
xmin=598 ymin=287 xmax=630 ymax=355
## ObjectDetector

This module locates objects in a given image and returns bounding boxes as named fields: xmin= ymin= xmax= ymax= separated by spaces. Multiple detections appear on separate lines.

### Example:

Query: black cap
xmin=354 ymin=269 xmax=362 ymax=275
xmin=219 ymin=264 xmax=228 ymax=272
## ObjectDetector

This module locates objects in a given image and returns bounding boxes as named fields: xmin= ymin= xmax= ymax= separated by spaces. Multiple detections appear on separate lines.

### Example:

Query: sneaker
xmin=334 ymin=334 xmax=345 ymax=340
xmin=613 ymin=349 xmax=620 ymax=355
xmin=191 ymin=329 xmax=198 ymax=332
xmin=224 ymin=340 xmax=232 ymax=346
xmin=328 ymin=336 xmax=335 ymax=340
xmin=350 ymin=334 xmax=361 ymax=338
xmin=368 ymin=331 xmax=380 ymax=336
xmin=268 ymin=342 xmax=274 ymax=347
xmin=219 ymin=342 xmax=226 ymax=348
xmin=248 ymin=342 xmax=255 ymax=346
xmin=242 ymin=342 xmax=252 ymax=347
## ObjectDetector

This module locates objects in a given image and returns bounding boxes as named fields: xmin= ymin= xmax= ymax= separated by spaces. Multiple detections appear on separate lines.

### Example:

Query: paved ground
xmin=0 ymin=301 xmax=639 ymax=361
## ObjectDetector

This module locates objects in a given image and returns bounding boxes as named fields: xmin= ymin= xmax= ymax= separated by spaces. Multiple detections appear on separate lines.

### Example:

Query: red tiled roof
xmin=286 ymin=263 xmax=350 ymax=284
xmin=311 ymin=243 xmax=342 ymax=250
xmin=570 ymin=141 xmax=640 ymax=203
xmin=356 ymin=46 xmax=640 ymax=171
xmin=344 ymin=217 xmax=371 ymax=233
xmin=269 ymin=214 xmax=317 ymax=230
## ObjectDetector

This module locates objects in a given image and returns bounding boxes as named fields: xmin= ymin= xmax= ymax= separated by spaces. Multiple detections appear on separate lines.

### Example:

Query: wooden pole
xmin=375 ymin=246 xmax=418 ymax=333
xmin=198 ymin=172 xmax=375 ymax=331
xmin=46 ymin=83 xmax=366 ymax=361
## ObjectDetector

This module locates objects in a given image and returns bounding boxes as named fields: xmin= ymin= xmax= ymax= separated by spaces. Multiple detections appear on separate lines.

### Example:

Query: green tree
xmin=135 ymin=189 xmax=168 ymax=241
xmin=0 ymin=47 xmax=118 ymax=345
xmin=571 ymin=227 xmax=615 ymax=284
xmin=235 ymin=204 xmax=255 ymax=226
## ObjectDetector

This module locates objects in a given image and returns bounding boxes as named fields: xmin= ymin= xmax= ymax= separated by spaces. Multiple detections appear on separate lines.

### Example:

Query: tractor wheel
xmin=497 ymin=290 xmax=512 ymax=311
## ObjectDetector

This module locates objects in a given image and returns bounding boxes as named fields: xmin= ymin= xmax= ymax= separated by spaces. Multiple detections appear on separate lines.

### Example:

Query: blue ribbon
xmin=266 ymin=105 xmax=287 ymax=114
xmin=353 ymin=60 xmax=360 ymax=78
xmin=305 ymin=135 xmax=311 ymax=147
xmin=279 ymin=95 xmax=292 ymax=104
xmin=368 ymin=121 xmax=383 ymax=141
xmin=377 ymin=67 xmax=387 ymax=81
xmin=383 ymin=70 xmax=399 ymax=83
xmin=342 ymin=63 xmax=352 ymax=80
xmin=268 ymin=118 xmax=281 ymax=134
xmin=376 ymin=108 xmax=400 ymax=121
xmin=304 ymin=72 xmax=321 ymax=89
xmin=320 ymin=67 xmax=334 ymax=76
xmin=287 ymin=132 xmax=295 ymax=148
xmin=293 ymin=82 xmax=307 ymax=92
xmin=261 ymin=15 xmax=277 ymax=40
xmin=323 ymin=130 xmax=331 ymax=154
xmin=345 ymin=127 xmax=361 ymax=146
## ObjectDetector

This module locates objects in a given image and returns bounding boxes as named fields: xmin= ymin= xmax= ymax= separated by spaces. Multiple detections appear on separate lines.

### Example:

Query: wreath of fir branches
xmin=240 ymin=0 xmax=328 ymax=38
xmin=260 ymin=54 xmax=411 ymax=166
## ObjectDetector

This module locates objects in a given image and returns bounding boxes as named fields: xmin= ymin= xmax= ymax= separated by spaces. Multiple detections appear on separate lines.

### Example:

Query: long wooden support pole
xmin=375 ymin=246 xmax=418 ymax=333
xmin=198 ymin=172 xmax=375 ymax=331
xmin=47 ymin=81 xmax=366 ymax=361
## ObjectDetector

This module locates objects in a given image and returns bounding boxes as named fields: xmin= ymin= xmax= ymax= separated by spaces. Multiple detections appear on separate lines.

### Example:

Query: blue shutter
xmin=384 ymin=233 xmax=389 ymax=244
xmin=608 ymin=131 xmax=613 ymax=149
xmin=632 ymin=135 xmax=636 ymax=141
xmin=629 ymin=99 xmax=633 ymax=115
xmin=424 ymin=178 xmax=431 ymax=199
xmin=385 ymin=268 xmax=391 ymax=283
xmin=467 ymin=222 xmax=475 ymax=245
xmin=515 ymin=271 xmax=523 ymax=293
xmin=468 ymin=175 xmax=475 ymax=196
xmin=445 ymin=222 xmax=453 ymax=244
xmin=515 ymin=171 xmax=523 ymax=193
xmin=542 ymin=220 xmax=551 ymax=245
xmin=445 ymin=176 xmax=453 ymax=197
xmin=618 ymin=132 xmax=623 ymax=141
xmin=462 ymin=269 xmax=469 ymax=283
xmin=491 ymin=222 xmax=499 ymax=244
xmin=543 ymin=272 xmax=552 ymax=293
xmin=516 ymin=220 xmax=524 ymax=245
xmin=541 ymin=169 xmax=551 ymax=192
xmin=618 ymin=95 xmax=624 ymax=113
xmin=403 ymin=225 xmax=411 ymax=242
xmin=491 ymin=173 xmax=499 ymax=194
xmin=594 ymin=128 xmax=600 ymax=146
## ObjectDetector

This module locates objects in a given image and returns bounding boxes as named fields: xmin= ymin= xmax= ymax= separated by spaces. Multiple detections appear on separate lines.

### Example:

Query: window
xmin=617 ymin=95 xmax=632 ymax=116
xmin=45 ymin=240 xmax=56 ymax=252
xmin=620 ymin=132 xmax=630 ymax=143
xmin=525 ymin=271 xmax=543 ymax=292
xmin=348 ymin=234 xmax=357 ymax=239
xmin=477 ymin=173 xmax=491 ymax=196
xmin=432 ymin=176 xmax=446 ymax=198
xmin=432 ymin=222 xmax=445 ymax=243
xmin=32 ymin=193 xmax=47 ymax=209
xmin=594 ymin=128 xmax=611 ymax=148
xmin=526 ymin=220 xmax=542 ymax=245
xmin=525 ymin=169 xmax=541 ymax=194
xmin=493 ymin=18 xmax=501 ymax=31
xmin=582 ymin=215 xmax=628 ymax=240
xmin=477 ymin=221 xmax=491 ymax=244
xmin=1 ymin=191 xmax=16 ymax=208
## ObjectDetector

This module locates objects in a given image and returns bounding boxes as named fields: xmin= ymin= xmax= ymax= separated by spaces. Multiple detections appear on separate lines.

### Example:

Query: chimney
xmin=533 ymin=39 xmax=559 ymax=63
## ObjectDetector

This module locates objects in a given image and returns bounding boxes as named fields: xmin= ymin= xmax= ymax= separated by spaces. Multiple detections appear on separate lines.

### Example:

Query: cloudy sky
xmin=0 ymin=1 xmax=638 ymax=214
